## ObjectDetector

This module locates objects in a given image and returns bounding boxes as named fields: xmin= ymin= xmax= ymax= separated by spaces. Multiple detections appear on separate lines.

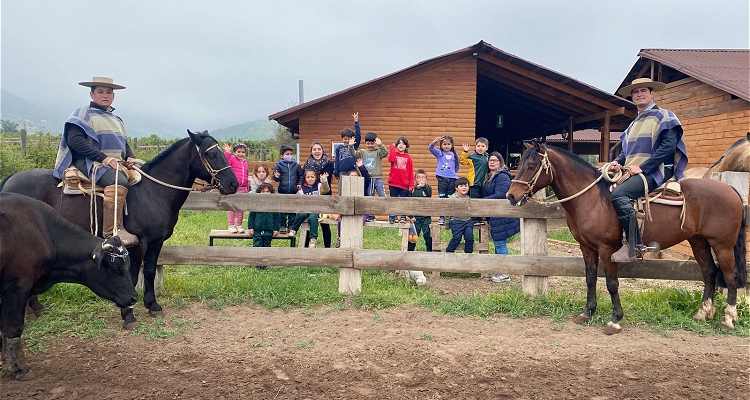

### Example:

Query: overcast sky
xmin=2 ymin=0 xmax=748 ymax=131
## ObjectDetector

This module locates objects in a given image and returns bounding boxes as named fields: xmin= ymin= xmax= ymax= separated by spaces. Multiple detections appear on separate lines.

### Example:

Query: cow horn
xmin=102 ymin=243 xmax=114 ymax=251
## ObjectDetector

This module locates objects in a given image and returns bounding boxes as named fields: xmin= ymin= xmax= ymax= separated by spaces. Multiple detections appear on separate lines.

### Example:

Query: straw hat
xmin=617 ymin=77 xmax=665 ymax=97
xmin=78 ymin=76 xmax=125 ymax=90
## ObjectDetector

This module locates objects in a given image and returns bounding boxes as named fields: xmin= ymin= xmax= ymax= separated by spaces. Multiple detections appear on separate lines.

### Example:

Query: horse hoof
xmin=572 ymin=314 xmax=589 ymax=325
xmin=122 ymin=320 xmax=139 ymax=330
xmin=14 ymin=368 xmax=33 ymax=381
xmin=148 ymin=310 xmax=164 ymax=318
xmin=603 ymin=321 xmax=622 ymax=335
xmin=719 ymin=320 xmax=735 ymax=330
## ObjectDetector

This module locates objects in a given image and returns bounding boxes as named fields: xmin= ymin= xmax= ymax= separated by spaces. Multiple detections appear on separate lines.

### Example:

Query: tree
xmin=1 ymin=119 xmax=19 ymax=133
xmin=271 ymin=124 xmax=298 ymax=154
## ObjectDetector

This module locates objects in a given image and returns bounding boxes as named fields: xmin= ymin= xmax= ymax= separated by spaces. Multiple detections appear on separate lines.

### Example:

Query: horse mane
xmin=142 ymin=137 xmax=191 ymax=172
xmin=710 ymin=135 xmax=749 ymax=168
xmin=533 ymin=143 xmax=612 ymax=203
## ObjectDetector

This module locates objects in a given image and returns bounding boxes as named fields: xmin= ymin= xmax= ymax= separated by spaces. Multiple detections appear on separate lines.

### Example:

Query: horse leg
xmin=573 ymin=249 xmax=599 ymax=325
xmin=601 ymin=260 xmax=623 ymax=335
xmin=143 ymin=245 xmax=164 ymax=317
xmin=689 ymin=237 xmax=718 ymax=321
xmin=713 ymin=246 xmax=739 ymax=329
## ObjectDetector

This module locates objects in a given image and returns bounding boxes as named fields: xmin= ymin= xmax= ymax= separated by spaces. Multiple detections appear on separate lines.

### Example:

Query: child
xmin=334 ymin=158 xmax=370 ymax=248
xmin=460 ymin=137 xmax=489 ymax=224
xmin=387 ymin=136 xmax=414 ymax=224
xmin=444 ymin=177 xmax=473 ymax=254
xmin=222 ymin=142 xmax=250 ymax=233
xmin=333 ymin=112 xmax=362 ymax=191
xmin=407 ymin=169 xmax=433 ymax=252
xmin=349 ymin=131 xmax=388 ymax=222
xmin=483 ymin=152 xmax=520 ymax=283
xmin=288 ymin=170 xmax=331 ymax=248
xmin=247 ymin=182 xmax=280 ymax=270
xmin=273 ymin=145 xmax=303 ymax=234
xmin=250 ymin=162 xmax=273 ymax=193
xmin=428 ymin=135 xmax=459 ymax=225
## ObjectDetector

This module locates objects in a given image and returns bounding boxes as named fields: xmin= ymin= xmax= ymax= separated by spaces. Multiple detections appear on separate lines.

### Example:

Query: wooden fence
xmin=152 ymin=176 xmax=736 ymax=296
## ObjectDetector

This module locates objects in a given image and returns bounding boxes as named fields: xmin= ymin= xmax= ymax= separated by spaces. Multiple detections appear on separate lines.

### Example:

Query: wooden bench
xmin=295 ymin=218 xmax=339 ymax=247
xmin=209 ymin=230 xmax=296 ymax=247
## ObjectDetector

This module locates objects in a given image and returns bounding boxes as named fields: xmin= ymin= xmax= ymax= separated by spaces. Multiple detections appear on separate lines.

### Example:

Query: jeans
xmin=493 ymin=240 xmax=508 ymax=255
xmin=446 ymin=219 xmax=473 ymax=253
xmin=389 ymin=186 xmax=410 ymax=220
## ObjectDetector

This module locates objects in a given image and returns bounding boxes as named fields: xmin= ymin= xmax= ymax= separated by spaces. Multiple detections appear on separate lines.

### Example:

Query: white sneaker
xmin=236 ymin=225 xmax=245 ymax=233
xmin=308 ymin=238 xmax=317 ymax=248
xmin=228 ymin=225 xmax=238 ymax=233
xmin=490 ymin=274 xmax=510 ymax=283
xmin=288 ymin=229 xmax=296 ymax=237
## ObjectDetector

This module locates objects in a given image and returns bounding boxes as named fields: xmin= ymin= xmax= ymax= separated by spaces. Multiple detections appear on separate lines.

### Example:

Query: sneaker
xmin=388 ymin=216 xmax=396 ymax=224
xmin=438 ymin=216 xmax=445 ymax=225
xmin=335 ymin=237 xmax=341 ymax=248
xmin=288 ymin=229 xmax=296 ymax=237
xmin=279 ymin=227 xmax=288 ymax=234
xmin=308 ymin=238 xmax=317 ymax=248
xmin=228 ymin=225 xmax=238 ymax=233
xmin=255 ymin=266 xmax=268 ymax=271
xmin=365 ymin=215 xmax=375 ymax=222
xmin=490 ymin=274 xmax=511 ymax=283
xmin=236 ymin=225 xmax=245 ymax=233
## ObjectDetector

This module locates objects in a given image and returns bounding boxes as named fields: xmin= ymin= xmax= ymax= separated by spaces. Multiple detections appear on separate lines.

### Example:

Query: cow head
xmin=90 ymin=236 xmax=137 ymax=308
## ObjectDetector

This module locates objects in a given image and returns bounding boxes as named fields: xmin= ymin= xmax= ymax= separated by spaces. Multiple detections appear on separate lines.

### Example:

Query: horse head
xmin=507 ymin=141 xmax=553 ymax=206
xmin=187 ymin=129 xmax=238 ymax=194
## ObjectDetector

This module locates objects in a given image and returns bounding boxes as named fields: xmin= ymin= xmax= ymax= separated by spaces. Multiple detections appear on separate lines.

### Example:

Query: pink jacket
xmin=224 ymin=151 xmax=249 ymax=188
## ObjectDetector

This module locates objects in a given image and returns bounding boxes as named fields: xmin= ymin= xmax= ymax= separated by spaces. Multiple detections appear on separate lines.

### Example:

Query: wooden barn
xmin=616 ymin=49 xmax=750 ymax=169
xmin=269 ymin=41 xmax=635 ymax=192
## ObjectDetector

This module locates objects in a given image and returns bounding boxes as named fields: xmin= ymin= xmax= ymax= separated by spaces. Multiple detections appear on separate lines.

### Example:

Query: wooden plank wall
xmin=297 ymin=57 xmax=478 ymax=194
xmin=655 ymin=78 xmax=750 ymax=168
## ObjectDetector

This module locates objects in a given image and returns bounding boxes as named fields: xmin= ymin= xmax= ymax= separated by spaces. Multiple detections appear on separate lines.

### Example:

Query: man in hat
xmin=609 ymin=78 xmax=688 ymax=262
xmin=53 ymin=76 xmax=139 ymax=246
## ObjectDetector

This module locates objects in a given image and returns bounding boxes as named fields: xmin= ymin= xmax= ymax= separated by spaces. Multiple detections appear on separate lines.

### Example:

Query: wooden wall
xmin=655 ymin=77 xmax=750 ymax=168
xmin=298 ymin=56 xmax=478 ymax=193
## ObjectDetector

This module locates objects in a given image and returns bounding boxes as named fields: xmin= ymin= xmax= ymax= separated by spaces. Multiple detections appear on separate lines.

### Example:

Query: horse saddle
xmin=58 ymin=166 xmax=141 ymax=196
xmin=634 ymin=180 xmax=686 ymax=228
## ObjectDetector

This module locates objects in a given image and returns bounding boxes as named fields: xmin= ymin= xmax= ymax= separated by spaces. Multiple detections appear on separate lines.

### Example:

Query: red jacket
xmin=387 ymin=144 xmax=414 ymax=190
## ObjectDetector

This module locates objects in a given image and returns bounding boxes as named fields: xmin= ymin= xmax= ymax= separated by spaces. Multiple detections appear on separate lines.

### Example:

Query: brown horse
xmin=506 ymin=142 xmax=746 ymax=334
xmin=683 ymin=132 xmax=750 ymax=178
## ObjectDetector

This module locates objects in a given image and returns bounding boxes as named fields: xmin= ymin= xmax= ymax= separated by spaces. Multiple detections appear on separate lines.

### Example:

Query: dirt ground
xmin=3 ymin=223 xmax=748 ymax=399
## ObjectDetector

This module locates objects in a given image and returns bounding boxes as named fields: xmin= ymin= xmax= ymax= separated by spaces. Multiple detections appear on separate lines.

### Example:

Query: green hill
xmin=210 ymin=120 xmax=278 ymax=141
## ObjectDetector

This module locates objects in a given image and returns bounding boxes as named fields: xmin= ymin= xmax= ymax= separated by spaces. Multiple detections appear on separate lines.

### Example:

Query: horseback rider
xmin=52 ymin=76 xmax=139 ymax=246
xmin=609 ymin=78 xmax=689 ymax=262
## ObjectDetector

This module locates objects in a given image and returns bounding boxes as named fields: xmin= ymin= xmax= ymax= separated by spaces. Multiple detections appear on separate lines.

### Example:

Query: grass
xmin=21 ymin=210 xmax=750 ymax=353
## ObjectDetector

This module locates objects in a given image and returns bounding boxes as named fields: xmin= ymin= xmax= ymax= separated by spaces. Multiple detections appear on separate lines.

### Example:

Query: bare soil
xmin=3 ymin=221 xmax=747 ymax=399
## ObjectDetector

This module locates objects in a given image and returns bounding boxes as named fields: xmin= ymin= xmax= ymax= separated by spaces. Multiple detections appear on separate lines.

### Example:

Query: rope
xmin=524 ymin=160 xmax=624 ymax=207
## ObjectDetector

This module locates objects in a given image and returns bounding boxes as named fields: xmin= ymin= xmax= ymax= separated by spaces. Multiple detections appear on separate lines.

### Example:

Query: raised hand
xmin=222 ymin=143 xmax=231 ymax=152
xmin=320 ymin=172 xmax=329 ymax=181
xmin=462 ymin=142 xmax=470 ymax=152
xmin=375 ymin=137 xmax=382 ymax=145
xmin=352 ymin=112 xmax=359 ymax=122
xmin=433 ymin=136 xmax=444 ymax=144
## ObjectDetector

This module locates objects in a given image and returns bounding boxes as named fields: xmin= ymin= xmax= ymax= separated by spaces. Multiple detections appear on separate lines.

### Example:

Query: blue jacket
xmin=482 ymin=168 xmax=520 ymax=241
xmin=333 ymin=121 xmax=361 ymax=177
xmin=273 ymin=160 xmax=303 ymax=194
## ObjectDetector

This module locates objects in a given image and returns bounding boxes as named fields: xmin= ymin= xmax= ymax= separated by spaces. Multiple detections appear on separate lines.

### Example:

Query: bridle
xmin=132 ymin=141 xmax=231 ymax=192
xmin=510 ymin=149 xmax=622 ymax=207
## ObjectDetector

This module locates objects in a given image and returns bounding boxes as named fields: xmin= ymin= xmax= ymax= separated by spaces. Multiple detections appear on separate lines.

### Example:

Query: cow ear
xmin=92 ymin=247 xmax=104 ymax=269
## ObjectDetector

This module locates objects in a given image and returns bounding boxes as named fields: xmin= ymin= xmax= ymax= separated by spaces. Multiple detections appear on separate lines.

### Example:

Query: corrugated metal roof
xmin=546 ymin=129 xmax=620 ymax=142
xmin=621 ymin=49 xmax=749 ymax=101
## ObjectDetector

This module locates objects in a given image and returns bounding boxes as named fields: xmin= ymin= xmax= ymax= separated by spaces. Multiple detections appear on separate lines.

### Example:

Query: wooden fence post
xmin=20 ymin=128 xmax=27 ymax=157
xmin=339 ymin=175 xmax=364 ymax=294
xmin=521 ymin=190 xmax=549 ymax=296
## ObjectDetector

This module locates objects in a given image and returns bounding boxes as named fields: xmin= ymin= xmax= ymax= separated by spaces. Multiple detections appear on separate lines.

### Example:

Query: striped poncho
xmin=619 ymin=107 xmax=688 ymax=186
xmin=53 ymin=105 xmax=128 ymax=181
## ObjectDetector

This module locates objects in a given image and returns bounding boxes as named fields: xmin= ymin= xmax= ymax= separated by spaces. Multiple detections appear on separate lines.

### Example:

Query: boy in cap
xmin=273 ymin=144 xmax=303 ymax=233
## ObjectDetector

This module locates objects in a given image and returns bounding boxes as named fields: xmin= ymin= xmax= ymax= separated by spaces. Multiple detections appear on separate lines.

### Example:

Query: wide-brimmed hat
xmin=617 ymin=77 xmax=665 ymax=97
xmin=78 ymin=76 xmax=125 ymax=90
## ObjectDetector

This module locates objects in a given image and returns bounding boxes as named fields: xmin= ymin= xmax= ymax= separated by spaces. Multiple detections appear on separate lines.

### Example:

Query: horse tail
xmin=718 ymin=188 xmax=747 ymax=288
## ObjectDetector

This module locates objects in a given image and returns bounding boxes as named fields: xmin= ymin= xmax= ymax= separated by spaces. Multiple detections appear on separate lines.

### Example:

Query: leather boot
xmin=611 ymin=198 xmax=642 ymax=263
xmin=103 ymin=185 xmax=139 ymax=247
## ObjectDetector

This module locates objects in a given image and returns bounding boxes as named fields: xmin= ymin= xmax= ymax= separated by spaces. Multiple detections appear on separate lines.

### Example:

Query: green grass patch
xmin=20 ymin=210 xmax=749 ymax=353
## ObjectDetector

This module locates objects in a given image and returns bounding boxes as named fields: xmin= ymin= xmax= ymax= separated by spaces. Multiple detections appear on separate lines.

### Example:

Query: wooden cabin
xmin=617 ymin=49 xmax=750 ymax=169
xmin=269 ymin=41 xmax=635 ymax=193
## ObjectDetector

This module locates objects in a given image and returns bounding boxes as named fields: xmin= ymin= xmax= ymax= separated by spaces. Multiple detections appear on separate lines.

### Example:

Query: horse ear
xmin=187 ymin=129 xmax=198 ymax=143
xmin=523 ymin=141 xmax=534 ymax=150
xmin=532 ymin=140 xmax=542 ymax=152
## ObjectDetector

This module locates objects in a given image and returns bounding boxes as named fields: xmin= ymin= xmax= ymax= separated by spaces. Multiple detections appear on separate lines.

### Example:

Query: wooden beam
xmin=479 ymin=62 xmax=600 ymax=114
xmin=537 ymin=107 xmax=634 ymax=134
xmin=601 ymin=110 xmax=611 ymax=162
xmin=478 ymin=76 xmax=575 ymax=117
xmin=567 ymin=116 xmax=574 ymax=153
xmin=477 ymin=53 xmax=622 ymax=110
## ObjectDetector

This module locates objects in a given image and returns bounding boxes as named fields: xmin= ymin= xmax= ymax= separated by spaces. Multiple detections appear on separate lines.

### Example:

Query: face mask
xmin=283 ymin=155 xmax=293 ymax=162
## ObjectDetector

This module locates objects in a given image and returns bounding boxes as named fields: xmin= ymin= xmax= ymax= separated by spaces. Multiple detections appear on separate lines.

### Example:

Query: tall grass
xmin=22 ymin=210 xmax=749 ymax=352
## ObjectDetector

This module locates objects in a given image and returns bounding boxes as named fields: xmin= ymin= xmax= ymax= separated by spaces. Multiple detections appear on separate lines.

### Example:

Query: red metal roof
xmin=621 ymin=49 xmax=750 ymax=101
xmin=546 ymin=129 xmax=620 ymax=142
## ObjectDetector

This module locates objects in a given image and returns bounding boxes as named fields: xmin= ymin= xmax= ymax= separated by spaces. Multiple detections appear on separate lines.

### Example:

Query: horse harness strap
xmin=634 ymin=179 xmax=687 ymax=229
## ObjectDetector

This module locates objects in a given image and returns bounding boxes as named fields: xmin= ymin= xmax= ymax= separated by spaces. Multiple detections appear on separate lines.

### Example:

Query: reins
xmin=131 ymin=143 xmax=230 ymax=192
xmin=511 ymin=150 xmax=625 ymax=207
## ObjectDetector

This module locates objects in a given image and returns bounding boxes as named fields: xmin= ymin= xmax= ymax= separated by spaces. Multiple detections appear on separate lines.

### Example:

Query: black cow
xmin=0 ymin=193 xmax=137 ymax=380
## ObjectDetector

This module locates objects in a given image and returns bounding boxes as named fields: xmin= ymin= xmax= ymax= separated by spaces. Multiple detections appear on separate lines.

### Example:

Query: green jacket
xmin=408 ymin=184 xmax=432 ymax=219
xmin=247 ymin=211 xmax=280 ymax=234
xmin=349 ymin=144 xmax=389 ymax=178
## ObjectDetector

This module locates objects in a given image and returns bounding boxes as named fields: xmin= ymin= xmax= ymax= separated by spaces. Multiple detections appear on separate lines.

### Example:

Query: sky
xmin=2 ymin=0 xmax=748 ymax=132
